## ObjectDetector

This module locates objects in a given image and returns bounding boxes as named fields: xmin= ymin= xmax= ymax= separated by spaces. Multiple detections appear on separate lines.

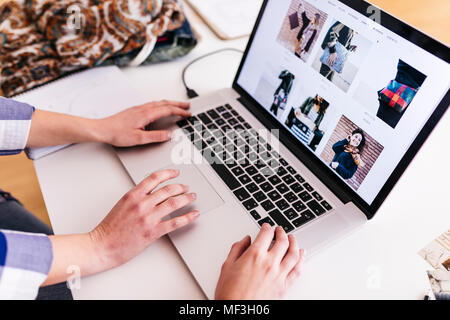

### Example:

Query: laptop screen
xmin=236 ymin=0 xmax=450 ymax=205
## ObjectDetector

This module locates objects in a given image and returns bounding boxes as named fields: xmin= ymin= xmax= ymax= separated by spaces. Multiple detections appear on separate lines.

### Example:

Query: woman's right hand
xmin=331 ymin=162 xmax=339 ymax=169
xmin=215 ymin=224 xmax=305 ymax=300
xmin=89 ymin=169 xmax=199 ymax=270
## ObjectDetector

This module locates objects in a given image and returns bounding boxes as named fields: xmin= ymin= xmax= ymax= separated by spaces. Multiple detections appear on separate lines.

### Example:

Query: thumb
xmin=141 ymin=130 xmax=172 ymax=144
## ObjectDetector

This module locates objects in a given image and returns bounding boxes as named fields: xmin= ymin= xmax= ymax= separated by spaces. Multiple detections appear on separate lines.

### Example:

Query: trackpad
xmin=158 ymin=164 xmax=224 ymax=219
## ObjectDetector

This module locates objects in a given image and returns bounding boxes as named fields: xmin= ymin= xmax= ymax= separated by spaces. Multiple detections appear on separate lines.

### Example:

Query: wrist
xmin=86 ymin=118 xmax=111 ymax=144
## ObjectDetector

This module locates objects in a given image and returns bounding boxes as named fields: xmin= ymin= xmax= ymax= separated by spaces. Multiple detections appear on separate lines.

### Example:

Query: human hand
xmin=328 ymin=52 xmax=337 ymax=66
xmin=215 ymin=224 xmax=305 ymax=300
xmin=89 ymin=169 xmax=199 ymax=270
xmin=331 ymin=162 xmax=339 ymax=169
xmin=98 ymin=100 xmax=191 ymax=147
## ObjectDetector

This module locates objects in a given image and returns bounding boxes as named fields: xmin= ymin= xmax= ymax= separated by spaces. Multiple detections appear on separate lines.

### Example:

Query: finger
xmin=148 ymin=183 xmax=189 ymax=207
xmin=135 ymin=169 xmax=180 ymax=195
xmin=226 ymin=235 xmax=251 ymax=263
xmin=280 ymin=235 xmax=300 ymax=273
xmin=286 ymin=249 xmax=305 ymax=287
xmin=252 ymin=223 xmax=275 ymax=252
xmin=154 ymin=193 xmax=197 ymax=220
xmin=156 ymin=210 xmax=200 ymax=237
xmin=153 ymin=100 xmax=191 ymax=109
xmin=147 ymin=106 xmax=192 ymax=123
xmin=139 ymin=130 xmax=173 ymax=144
xmin=269 ymin=226 xmax=290 ymax=262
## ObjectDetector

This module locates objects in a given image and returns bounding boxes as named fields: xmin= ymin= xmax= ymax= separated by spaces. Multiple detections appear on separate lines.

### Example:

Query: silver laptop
xmin=116 ymin=0 xmax=450 ymax=299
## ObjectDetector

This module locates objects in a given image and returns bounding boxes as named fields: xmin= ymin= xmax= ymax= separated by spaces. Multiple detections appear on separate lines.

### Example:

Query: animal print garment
xmin=0 ymin=0 xmax=186 ymax=97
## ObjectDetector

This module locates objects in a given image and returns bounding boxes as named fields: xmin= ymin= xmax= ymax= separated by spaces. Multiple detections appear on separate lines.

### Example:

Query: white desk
xmin=34 ymin=6 xmax=450 ymax=300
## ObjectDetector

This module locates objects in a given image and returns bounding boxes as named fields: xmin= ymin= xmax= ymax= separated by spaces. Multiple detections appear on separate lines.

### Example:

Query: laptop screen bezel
xmin=232 ymin=0 xmax=450 ymax=219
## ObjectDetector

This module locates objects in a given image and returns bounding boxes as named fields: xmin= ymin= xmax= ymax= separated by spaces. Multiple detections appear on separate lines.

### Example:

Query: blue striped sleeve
xmin=0 ymin=97 xmax=35 ymax=156
xmin=0 ymin=230 xmax=53 ymax=299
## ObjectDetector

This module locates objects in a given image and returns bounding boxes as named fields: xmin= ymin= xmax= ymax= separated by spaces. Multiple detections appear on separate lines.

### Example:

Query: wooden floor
xmin=0 ymin=0 xmax=448 ymax=229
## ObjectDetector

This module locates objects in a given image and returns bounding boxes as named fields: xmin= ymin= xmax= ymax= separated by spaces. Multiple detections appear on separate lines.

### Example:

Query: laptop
xmin=116 ymin=0 xmax=450 ymax=298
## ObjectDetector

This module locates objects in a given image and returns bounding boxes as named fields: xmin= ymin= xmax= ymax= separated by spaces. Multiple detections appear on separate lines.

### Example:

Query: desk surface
xmin=34 ymin=3 xmax=449 ymax=299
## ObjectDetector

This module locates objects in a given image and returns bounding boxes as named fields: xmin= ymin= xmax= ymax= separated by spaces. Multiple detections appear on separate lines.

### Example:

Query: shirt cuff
xmin=0 ymin=230 xmax=53 ymax=299
xmin=0 ymin=97 xmax=35 ymax=155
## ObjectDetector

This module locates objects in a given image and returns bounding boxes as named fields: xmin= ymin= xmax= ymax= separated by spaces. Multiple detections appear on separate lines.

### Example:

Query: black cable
xmin=182 ymin=48 xmax=244 ymax=98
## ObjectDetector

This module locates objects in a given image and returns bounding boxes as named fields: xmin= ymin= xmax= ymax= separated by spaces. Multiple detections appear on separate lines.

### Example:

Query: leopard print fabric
xmin=0 ymin=0 xmax=185 ymax=97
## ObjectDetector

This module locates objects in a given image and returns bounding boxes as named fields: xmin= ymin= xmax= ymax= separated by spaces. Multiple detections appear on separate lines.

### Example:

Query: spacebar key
xmin=210 ymin=161 xmax=241 ymax=191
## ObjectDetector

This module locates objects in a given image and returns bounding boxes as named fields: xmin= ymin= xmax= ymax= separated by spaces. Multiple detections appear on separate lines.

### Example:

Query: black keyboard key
xmin=258 ymin=217 xmax=275 ymax=227
xmin=321 ymin=200 xmax=333 ymax=211
xmin=293 ymin=200 xmax=307 ymax=212
xmin=245 ymin=183 xmax=259 ymax=194
xmin=207 ymin=109 xmax=220 ymax=119
xmin=198 ymin=113 xmax=212 ymax=125
xmin=254 ymin=191 xmax=267 ymax=202
xmin=217 ymin=106 xmax=226 ymax=113
xmin=268 ymin=176 xmax=282 ymax=185
xmin=284 ymin=192 xmax=298 ymax=203
xmin=238 ymin=174 xmax=252 ymax=185
xmin=222 ymin=112 xmax=232 ymax=119
xmin=260 ymin=167 xmax=273 ymax=177
xmin=252 ymin=174 xmax=265 ymax=184
xmin=249 ymin=210 xmax=261 ymax=221
xmin=303 ymin=183 xmax=314 ymax=192
xmin=248 ymin=151 xmax=258 ymax=162
xmin=276 ymin=166 xmax=288 ymax=176
xmin=187 ymin=116 xmax=198 ymax=125
xmin=245 ymin=166 xmax=258 ymax=176
xmin=282 ymin=175 xmax=296 ymax=185
xmin=176 ymin=119 xmax=188 ymax=127
xmin=306 ymin=200 xmax=326 ymax=216
xmin=231 ymin=110 xmax=239 ymax=116
xmin=276 ymin=183 xmax=289 ymax=194
xmin=225 ymin=103 xmax=233 ymax=110
xmin=237 ymin=116 xmax=245 ymax=123
xmin=215 ymin=118 xmax=226 ymax=126
xmin=299 ymin=191 xmax=313 ymax=202
xmin=284 ymin=208 xmax=299 ymax=220
xmin=261 ymin=200 xmax=275 ymax=212
xmin=228 ymin=118 xmax=239 ymax=126
xmin=286 ymin=166 xmax=296 ymax=174
xmin=260 ymin=151 xmax=272 ymax=161
xmin=260 ymin=182 xmax=273 ymax=192
xmin=268 ymin=209 xmax=295 ymax=233
xmin=194 ymin=140 xmax=208 ymax=151
xmin=243 ymin=198 xmax=258 ymax=211
xmin=291 ymin=183 xmax=304 ymax=193
xmin=182 ymin=126 xmax=194 ymax=134
xmin=295 ymin=174 xmax=305 ymax=183
xmin=292 ymin=210 xmax=315 ymax=228
xmin=280 ymin=158 xmax=288 ymax=167
xmin=233 ymin=188 xmax=250 ymax=202
xmin=275 ymin=199 xmax=289 ymax=211
xmin=312 ymin=191 xmax=323 ymax=202
xmin=211 ymin=161 xmax=241 ymax=191
xmin=207 ymin=123 xmax=219 ymax=131
xmin=231 ymin=167 xmax=244 ymax=176
xmin=268 ymin=190 xmax=282 ymax=201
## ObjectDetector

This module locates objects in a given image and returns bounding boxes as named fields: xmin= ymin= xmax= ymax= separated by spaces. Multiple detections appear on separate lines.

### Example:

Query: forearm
xmin=26 ymin=110 xmax=104 ymax=148
xmin=43 ymin=233 xmax=109 ymax=287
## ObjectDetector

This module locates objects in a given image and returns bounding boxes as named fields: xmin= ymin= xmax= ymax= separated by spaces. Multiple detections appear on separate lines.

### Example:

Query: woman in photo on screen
xmin=330 ymin=129 xmax=366 ymax=180
xmin=295 ymin=13 xmax=321 ymax=59
xmin=320 ymin=21 xmax=357 ymax=81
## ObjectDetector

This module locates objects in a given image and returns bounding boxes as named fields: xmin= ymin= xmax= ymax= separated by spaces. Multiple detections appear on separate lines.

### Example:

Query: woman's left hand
xmin=331 ymin=162 xmax=339 ymax=169
xmin=98 ymin=100 xmax=191 ymax=147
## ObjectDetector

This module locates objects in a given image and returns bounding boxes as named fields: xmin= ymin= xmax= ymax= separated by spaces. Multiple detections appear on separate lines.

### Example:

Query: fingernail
xmin=192 ymin=211 xmax=200 ymax=217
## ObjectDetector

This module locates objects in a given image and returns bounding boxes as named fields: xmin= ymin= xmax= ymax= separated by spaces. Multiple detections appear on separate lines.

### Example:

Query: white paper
xmin=188 ymin=0 xmax=263 ymax=38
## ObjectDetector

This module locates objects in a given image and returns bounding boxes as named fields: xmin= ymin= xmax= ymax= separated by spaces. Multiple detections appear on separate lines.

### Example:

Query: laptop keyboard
xmin=176 ymin=104 xmax=333 ymax=233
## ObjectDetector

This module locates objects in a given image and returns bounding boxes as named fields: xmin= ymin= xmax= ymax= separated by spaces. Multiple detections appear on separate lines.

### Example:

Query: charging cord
xmin=182 ymin=48 xmax=244 ymax=98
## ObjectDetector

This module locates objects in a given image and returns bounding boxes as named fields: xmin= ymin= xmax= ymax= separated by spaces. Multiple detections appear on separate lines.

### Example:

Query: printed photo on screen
xmin=285 ymin=94 xmax=330 ymax=151
xmin=277 ymin=0 xmax=328 ymax=62
xmin=353 ymin=59 xmax=427 ymax=129
xmin=254 ymin=68 xmax=296 ymax=120
xmin=311 ymin=20 xmax=372 ymax=92
xmin=320 ymin=116 xmax=384 ymax=191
